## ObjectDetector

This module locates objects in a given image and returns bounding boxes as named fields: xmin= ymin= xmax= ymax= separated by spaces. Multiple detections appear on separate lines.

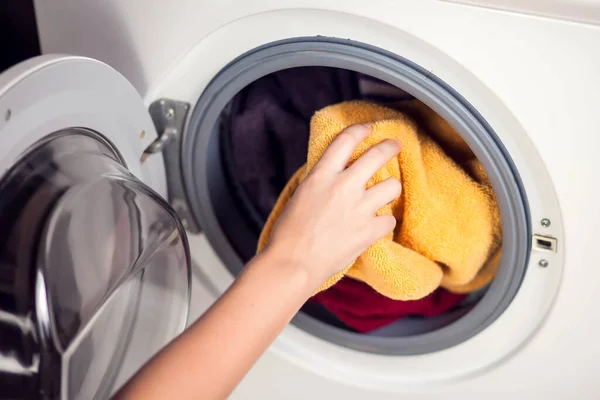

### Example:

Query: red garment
xmin=310 ymin=278 xmax=466 ymax=333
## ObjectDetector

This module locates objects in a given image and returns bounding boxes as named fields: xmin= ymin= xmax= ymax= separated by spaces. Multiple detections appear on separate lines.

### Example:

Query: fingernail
xmin=362 ymin=123 xmax=371 ymax=131
xmin=384 ymin=139 xmax=399 ymax=147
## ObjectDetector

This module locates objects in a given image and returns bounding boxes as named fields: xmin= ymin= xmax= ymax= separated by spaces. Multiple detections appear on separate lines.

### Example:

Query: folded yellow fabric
xmin=257 ymin=100 xmax=502 ymax=300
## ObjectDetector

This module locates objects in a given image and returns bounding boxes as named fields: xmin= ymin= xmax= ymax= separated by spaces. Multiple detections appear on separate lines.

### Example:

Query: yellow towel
xmin=257 ymin=101 xmax=502 ymax=300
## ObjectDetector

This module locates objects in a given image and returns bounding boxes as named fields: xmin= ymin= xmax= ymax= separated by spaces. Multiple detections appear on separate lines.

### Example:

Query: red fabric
xmin=310 ymin=278 xmax=466 ymax=333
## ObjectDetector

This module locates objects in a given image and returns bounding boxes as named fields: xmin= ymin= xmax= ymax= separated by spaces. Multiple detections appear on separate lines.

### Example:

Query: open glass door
xmin=0 ymin=56 xmax=191 ymax=400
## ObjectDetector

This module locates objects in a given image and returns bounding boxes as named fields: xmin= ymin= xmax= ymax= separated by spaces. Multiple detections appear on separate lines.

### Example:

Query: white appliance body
xmin=23 ymin=0 xmax=600 ymax=398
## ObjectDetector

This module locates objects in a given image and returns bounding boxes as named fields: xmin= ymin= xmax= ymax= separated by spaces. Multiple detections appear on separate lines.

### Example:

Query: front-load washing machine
xmin=1 ymin=0 xmax=599 ymax=398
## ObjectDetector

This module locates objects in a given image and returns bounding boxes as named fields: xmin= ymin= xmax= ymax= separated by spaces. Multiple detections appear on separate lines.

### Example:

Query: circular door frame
xmin=0 ymin=55 xmax=166 ymax=198
xmin=148 ymin=9 xmax=564 ymax=389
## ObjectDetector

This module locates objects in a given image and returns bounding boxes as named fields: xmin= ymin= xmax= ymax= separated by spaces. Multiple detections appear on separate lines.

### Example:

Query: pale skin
xmin=114 ymin=124 xmax=402 ymax=400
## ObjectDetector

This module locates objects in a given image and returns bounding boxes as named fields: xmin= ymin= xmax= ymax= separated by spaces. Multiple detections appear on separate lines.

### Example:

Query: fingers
xmin=345 ymin=139 xmax=401 ymax=185
xmin=315 ymin=124 xmax=371 ymax=173
xmin=370 ymin=214 xmax=397 ymax=240
xmin=364 ymin=177 xmax=402 ymax=212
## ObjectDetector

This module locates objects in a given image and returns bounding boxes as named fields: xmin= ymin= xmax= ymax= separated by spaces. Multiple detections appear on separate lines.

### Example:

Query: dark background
xmin=0 ymin=0 xmax=41 ymax=73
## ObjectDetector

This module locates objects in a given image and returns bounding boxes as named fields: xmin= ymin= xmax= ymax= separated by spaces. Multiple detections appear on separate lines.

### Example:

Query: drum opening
xmin=183 ymin=37 xmax=531 ymax=355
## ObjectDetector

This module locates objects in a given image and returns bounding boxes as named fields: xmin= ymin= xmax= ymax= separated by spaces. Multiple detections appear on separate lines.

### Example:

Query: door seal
xmin=144 ymin=98 xmax=200 ymax=233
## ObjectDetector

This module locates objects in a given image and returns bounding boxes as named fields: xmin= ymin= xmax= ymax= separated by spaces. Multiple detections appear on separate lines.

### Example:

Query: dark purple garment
xmin=225 ymin=67 xmax=361 ymax=226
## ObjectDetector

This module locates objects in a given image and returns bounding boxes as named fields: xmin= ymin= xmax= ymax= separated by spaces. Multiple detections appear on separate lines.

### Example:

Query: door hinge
xmin=143 ymin=98 xmax=200 ymax=233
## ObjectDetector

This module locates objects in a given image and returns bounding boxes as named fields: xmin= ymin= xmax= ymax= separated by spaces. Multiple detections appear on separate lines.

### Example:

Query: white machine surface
xmin=1 ymin=0 xmax=599 ymax=398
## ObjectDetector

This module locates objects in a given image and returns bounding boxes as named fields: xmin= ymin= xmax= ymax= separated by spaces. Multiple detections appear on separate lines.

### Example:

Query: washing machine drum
xmin=0 ymin=57 xmax=190 ymax=399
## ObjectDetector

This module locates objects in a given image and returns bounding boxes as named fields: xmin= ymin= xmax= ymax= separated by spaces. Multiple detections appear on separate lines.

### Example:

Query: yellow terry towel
xmin=257 ymin=101 xmax=502 ymax=300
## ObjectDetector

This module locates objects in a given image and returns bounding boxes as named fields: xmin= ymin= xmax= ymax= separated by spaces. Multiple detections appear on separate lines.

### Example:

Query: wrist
xmin=256 ymin=244 xmax=320 ymax=294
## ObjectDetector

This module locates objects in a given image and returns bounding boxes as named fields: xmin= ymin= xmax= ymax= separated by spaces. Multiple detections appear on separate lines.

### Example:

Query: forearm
xmin=114 ymin=248 xmax=315 ymax=400
xmin=113 ymin=124 xmax=399 ymax=399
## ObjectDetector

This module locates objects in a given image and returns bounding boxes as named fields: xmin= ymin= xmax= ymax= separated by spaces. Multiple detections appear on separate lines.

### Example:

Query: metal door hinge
xmin=143 ymin=99 xmax=200 ymax=233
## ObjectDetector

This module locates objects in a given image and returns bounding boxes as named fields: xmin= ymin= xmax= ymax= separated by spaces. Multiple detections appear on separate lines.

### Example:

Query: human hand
xmin=264 ymin=124 xmax=402 ymax=289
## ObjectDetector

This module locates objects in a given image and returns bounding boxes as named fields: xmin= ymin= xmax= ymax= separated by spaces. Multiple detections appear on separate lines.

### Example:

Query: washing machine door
xmin=0 ymin=56 xmax=191 ymax=399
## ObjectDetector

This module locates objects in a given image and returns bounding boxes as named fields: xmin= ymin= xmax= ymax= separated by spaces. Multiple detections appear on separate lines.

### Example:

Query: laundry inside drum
xmin=184 ymin=38 xmax=529 ymax=355
xmin=215 ymin=67 xmax=499 ymax=337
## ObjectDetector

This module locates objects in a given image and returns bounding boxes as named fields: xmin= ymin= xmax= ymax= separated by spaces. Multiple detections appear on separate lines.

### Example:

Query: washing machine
xmin=1 ymin=0 xmax=599 ymax=398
